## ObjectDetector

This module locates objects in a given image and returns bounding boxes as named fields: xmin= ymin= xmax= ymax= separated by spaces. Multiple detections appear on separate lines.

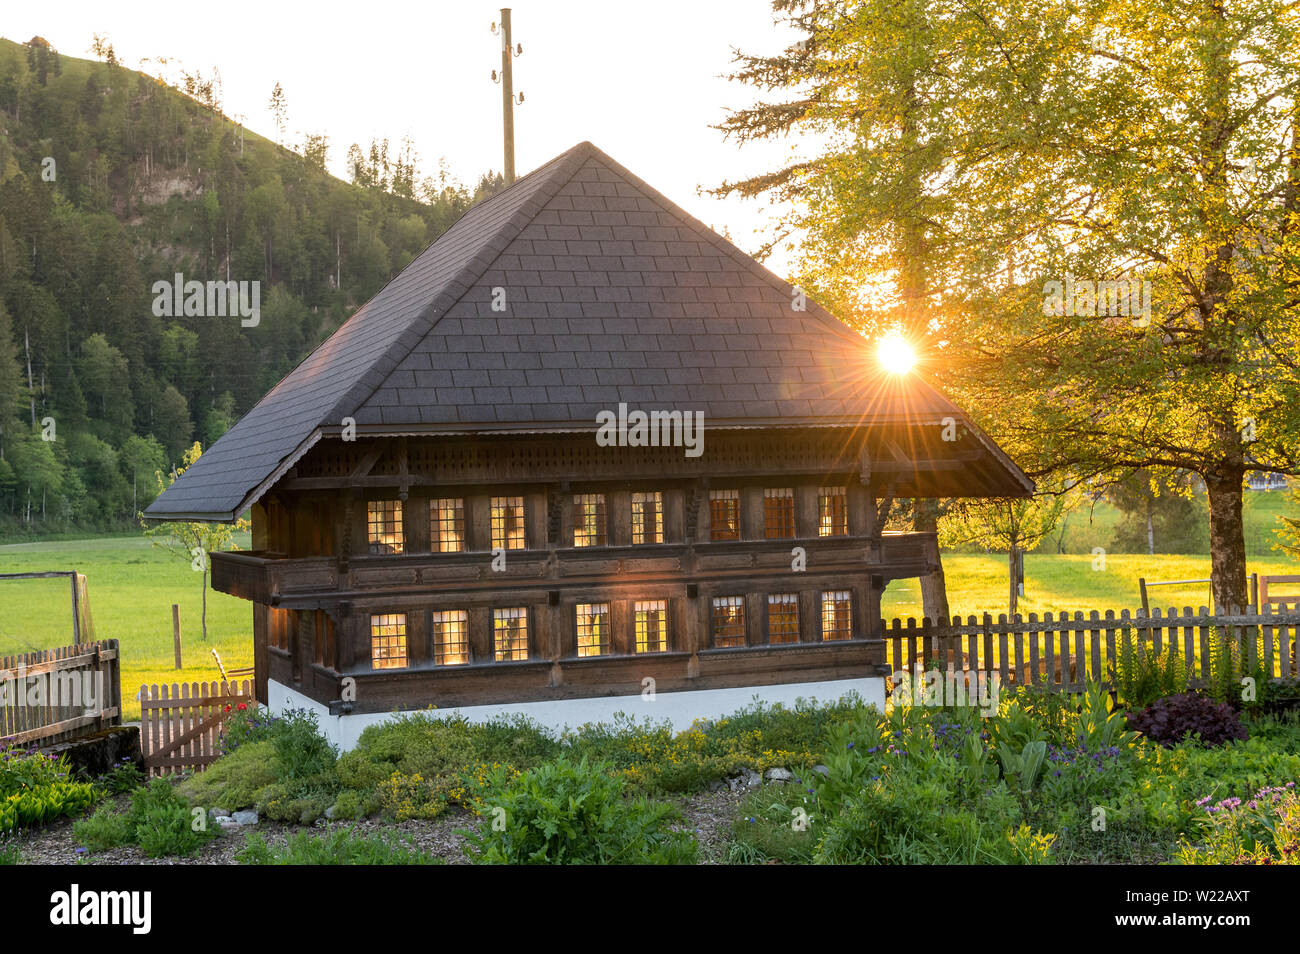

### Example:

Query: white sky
xmin=3 ymin=0 xmax=807 ymax=275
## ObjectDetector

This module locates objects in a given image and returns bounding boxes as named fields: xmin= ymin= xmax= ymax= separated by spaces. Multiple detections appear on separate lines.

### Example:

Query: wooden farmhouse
xmin=145 ymin=142 xmax=1032 ymax=747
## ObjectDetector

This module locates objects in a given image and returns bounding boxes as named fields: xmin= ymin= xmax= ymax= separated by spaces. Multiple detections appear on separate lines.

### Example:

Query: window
xmin=711 ymin=596 xmax=746 ymax=648
xmin=572 ymin=494 xmax=607 ymax=547
xmin=631 ymin=492 xmax=664 ymax=544
xmin=818 ymin=486 xmax=848 ymax=537
xmin=821 ymin=591 xmax=852 ymax=641
xmin=493 ymin=607 xmax=529 ymax=661
xmin=367 ymin=500 xmax=404 ymax=555
xmin=764 ymin=488 xmax=795 ymax=538
xmin=370 ymin=613 xmax=407 ymax=669
xmin=634 ymin=600 xmax=669 ymax=653
xmin=575 ymin=603 xmax=610 ymax=657
xmin=491 ymin=496 xmax=526 ymax=550
xmin=313 ymin=610 xmax=337 ymax=667
xmin=709 ymin=489 xmax=740 ymax=541
xmin=767 ymin=593 xmax=800 ymax=644
xmin=431 ymin=497 xmax=466 ymax=553
xmin=432 ymin=609 xmax=469 ymax=666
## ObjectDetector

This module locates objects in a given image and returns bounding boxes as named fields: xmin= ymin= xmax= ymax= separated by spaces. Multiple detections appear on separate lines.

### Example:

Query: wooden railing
xmin=0 ymin=639 xmax=122 ymax=748
xmin=877 ymin=605 xmax=1300 ymax=693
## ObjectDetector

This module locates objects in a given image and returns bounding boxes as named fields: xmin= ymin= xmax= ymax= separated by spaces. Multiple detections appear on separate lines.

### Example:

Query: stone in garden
xmin=232 ymin=810 xmax=259 ymax=826
xmin=324 ymin=805 xmax=336 ymax=820
xmin=813 ymin=764 xmax=829 ymax=776
xmin=210 ymin=807 xmax=231 ymax=819
xmin=764 ymin=767 xmax=793 ymax=783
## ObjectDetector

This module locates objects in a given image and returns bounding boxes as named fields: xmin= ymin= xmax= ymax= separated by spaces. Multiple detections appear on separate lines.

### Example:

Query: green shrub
xmin=74 ymin=778 xmax=216 ymax=858
xmin=0 ymin=831 xmax=19 ymax=864
xmin=0 ymin=747 xmax=100 ymax=832
xmin=176 ymin=741 xmax=279 ymax=811
xmin=1115 ymin=631 xmax=1190 ymax=709
xmin=330 ymin=788 xmax=381 ymax=821
xmin=237 ymin=827 xmax=442 ymax=865
xmin=461 ymin=757 xmax=698 ymax=865
xmin=95 ymin=758 xmax=143 ymax=795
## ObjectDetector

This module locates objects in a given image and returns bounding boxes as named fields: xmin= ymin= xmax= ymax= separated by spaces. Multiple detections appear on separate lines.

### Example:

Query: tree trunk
xmin=1146 ymin=498 xmax=1155 ymax=555
xmin=1008 ymin=545 xmax=1023 ymax=616
xmin=914 ymin=499 xmax=950 ymax=622
xmin=201 ymin=564 xmax=209 ymax=641
xmin=1205 ymin=470 xmax=1248 ymax=613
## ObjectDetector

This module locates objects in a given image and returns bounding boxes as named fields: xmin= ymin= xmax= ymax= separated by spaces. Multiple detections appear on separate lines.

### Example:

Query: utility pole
xmin=492 ymin=9 xmax=523 ymax=185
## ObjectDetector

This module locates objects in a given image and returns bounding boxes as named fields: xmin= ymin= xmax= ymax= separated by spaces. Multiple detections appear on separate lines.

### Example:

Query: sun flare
xmin=877 ymin=332 xmax=916 ymax=375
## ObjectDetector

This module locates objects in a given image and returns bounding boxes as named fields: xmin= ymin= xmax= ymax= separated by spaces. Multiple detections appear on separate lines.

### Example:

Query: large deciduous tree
xmin=720 ymin=0 xmax=1300 ymax=613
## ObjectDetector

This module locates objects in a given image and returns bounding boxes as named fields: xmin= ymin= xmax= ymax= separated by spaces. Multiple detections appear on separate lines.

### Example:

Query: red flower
xmin=237 ymin=703 xmax=247 ymax=711
xmin=224 ymin=704 xmax=232 ymax=713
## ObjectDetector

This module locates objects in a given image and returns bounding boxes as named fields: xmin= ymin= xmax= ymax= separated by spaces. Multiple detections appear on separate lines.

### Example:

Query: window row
xmin=366 ymin=486 xmax=849 ymax=555
xmin=365 ymin=591 xmax=854 ymax=670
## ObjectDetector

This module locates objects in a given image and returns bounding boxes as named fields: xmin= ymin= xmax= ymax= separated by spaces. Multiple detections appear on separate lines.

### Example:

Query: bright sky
xmin=3 ymin=0 xmax=806 ymax=275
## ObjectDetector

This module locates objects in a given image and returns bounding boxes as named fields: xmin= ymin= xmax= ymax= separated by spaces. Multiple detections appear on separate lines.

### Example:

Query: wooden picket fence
xmin=139 ymin=680 xmax=255 ymax=776
xmin=0 ymin=639 xmax=121 ymax=748
xmin=878 ymin=605 xmax=1300 ymax=692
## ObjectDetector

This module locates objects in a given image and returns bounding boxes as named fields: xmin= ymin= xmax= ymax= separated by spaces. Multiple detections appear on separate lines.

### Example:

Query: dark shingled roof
xmin=146 ymin=141 xmax=1031 ymax=521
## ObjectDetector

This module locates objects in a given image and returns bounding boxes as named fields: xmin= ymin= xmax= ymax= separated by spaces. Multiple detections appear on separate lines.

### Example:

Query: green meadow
xmin=1 ymin=490 xmax=1297 ymax=721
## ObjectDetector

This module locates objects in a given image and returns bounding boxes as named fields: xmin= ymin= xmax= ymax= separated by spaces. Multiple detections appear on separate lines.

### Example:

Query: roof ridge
xmin=320 ymin=144 xmax=596 ymax=430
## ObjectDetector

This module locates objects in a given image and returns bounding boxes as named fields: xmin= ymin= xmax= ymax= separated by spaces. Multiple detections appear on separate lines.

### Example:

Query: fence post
xmin=172 ymin=604 xmax=182 ymax=670
xmin=1139 ymin=578 xmax=1150 ymax=617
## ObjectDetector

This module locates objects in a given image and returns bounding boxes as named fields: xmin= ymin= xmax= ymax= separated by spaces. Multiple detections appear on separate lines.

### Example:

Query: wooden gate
xmin=139 ymin=680 xmax=254 ymax=776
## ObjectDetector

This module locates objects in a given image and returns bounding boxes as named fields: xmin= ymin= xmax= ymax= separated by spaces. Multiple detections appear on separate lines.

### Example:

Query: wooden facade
xmin=212 ymin=428 xmax=941 ymax=712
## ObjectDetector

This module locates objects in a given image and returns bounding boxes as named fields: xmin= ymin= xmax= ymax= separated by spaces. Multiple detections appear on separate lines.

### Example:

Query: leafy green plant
xmin=74 ymin=778 xmax=216 ymax=858
xmin=0 ymin=831 xmax=19 ymax=864
xmin=0 ymin=747 xmax=100 ymax=832
xmin=1114 ymin=630 xmax=1190 ymax=709
xmin=237 ymin=827 xmax=442 ymax=865
xmin=998 ymin=740 xmax=1048 ymax=794
xmin=1179 ymin=785 xmax=1300 ymax=865
xmin=461 ymin=757 xmax=698 ymax=865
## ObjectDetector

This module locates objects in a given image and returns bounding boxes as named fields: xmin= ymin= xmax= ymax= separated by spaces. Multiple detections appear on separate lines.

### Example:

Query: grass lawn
xmin=883 ymin=552 xmax=1300 ymax=620
xmin=0 ymin=534 xmax=255 ymax=721
xmin=2 ymin=530 xmax=1299 ymax=722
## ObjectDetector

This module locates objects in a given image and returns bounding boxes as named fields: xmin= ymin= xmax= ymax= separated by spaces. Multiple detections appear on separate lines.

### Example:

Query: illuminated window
xmin=821 ymin=591 xmax=852 ymax=641
xmin=370 ymin=613 xmax=407 ymax=669
xmin=711 ymin=596 xmax=746 ymax=648
xmin=491 ymin=496 xmax=526 ymax=550
xmin=367 ymin=500 xmax=404 ymax=555
xmin=573 ymin=494 xmax=607 ymax=547
xmin=632 ymin=492 xmax=664 ymax=544
xmin=764 ymin=488 xmax=795 ymax=538
xmin=493 ymin=607 xmax=529 ymax=661
xmin=818 ymin=487 xmax=848 ymax=537
xmin=634 ymin=600 xmax=668 ymax=653
xmin=431 ymin=498 xmax=466 ymax=553
xmin=709 ymin=489 xmax=740 ymax=541
xmin=767 ymin=593 xmax=800 ymax=644
xmin=575 ymin=603 xmax=610 ymax=657
xmin=432 ymin=609 xmax=469 ymax=666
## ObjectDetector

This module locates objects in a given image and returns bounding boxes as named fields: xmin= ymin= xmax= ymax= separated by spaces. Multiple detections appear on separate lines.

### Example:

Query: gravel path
xmin=12 ymin=788 xmax=749 ymax=865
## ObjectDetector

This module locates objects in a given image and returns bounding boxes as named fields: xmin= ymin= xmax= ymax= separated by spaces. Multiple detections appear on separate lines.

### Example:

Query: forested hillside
xmin=0 ymin=35 xmax=499 ymax=537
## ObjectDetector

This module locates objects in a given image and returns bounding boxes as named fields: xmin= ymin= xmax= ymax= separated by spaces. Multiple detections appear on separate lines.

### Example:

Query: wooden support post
xmin=172 ymin=604 xmax=182 ymax=669
xmin=1138 ymin=578 xmax=1150 ymax=616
